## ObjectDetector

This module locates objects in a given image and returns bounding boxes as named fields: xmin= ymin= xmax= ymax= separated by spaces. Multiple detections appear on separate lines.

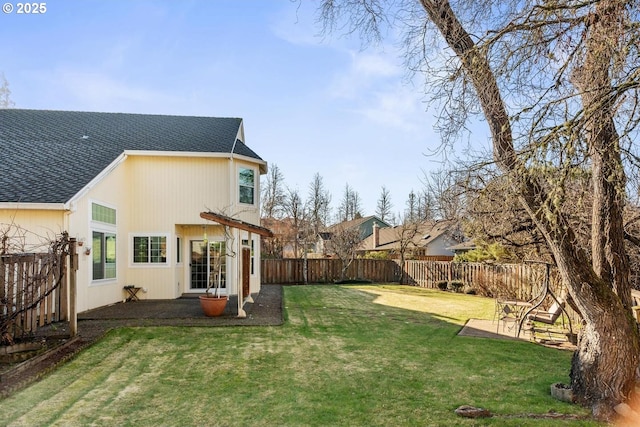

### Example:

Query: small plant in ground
xmin=463 ymin=284 xmax=476 ymax=295
xmin=448 ymin=280 xmax=464 ymax=293
xmin=453 ymin=242 xmax=511 ymax=263
xmin=436 ymin=280 xmax=448 ymax=291
xmin=362 ymin=251 xmax=389 ymax=260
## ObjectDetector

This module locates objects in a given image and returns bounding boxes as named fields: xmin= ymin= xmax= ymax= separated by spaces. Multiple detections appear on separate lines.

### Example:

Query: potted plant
xmin=199 ymin=242 xmax=228 ymax=317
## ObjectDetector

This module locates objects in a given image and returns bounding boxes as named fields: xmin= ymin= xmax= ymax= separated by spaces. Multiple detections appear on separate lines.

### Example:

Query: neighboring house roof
xmin=418 ymin=220 xmax=460 ymax=248
xmin=261 ymin=217 xmax=298 ymax=233
xmin=260 ymin=218 xmax=297 ymax=241
xmin=360 ymin=225 xmax=402 ymax=251
xmin=318 ymin=231 xmax=332 ymax=240
xmin=0 ymin=109 xmax=264 ymax=204
xmin=361 ymin=220 xmax=463 ymax=251
xmin=324 ymin=215 xmax=391 ymax=237
xmin=448 ymin=240 xmax=477 ymax=252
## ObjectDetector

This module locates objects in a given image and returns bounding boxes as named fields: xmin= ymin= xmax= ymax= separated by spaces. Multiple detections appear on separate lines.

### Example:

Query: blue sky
xmin=0 ymin=0 xmax=487 ymax=219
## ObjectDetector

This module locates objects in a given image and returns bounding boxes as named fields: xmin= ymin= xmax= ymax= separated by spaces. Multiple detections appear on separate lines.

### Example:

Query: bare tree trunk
xmin=420 ymin=0 xmax=640 ymax=420
xmin=568 ymin=1 xmax=640 ymax=416
xmin=552 ymin=230 xmax=639 ymax=418
xmin=575 ymin=1 xmax=632 ymax=309
xmin=303 ymin=239 xmax=308 ymax=285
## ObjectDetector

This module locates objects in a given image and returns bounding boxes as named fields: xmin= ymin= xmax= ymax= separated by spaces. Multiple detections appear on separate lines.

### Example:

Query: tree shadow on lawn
xmin=283 ymin=285 xmax=588 ymax=422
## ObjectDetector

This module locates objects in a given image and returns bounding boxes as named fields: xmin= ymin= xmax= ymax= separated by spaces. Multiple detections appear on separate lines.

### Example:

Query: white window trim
xmin=89 ymin=200 xmax=118 ymax=285
xmin=90 ymin=199 xmax=117 ymax=226
xmin=129 ymin=233 xmax=171 ymax=268
xmin=238 ymin=165 xmax=257 ymax=206
xmin=241 ymin=234 xmax=257 ymax=277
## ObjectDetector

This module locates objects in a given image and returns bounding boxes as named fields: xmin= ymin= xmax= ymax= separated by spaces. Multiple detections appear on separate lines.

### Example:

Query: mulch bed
xmin=0 ymin=285 xmax=283 ymax=399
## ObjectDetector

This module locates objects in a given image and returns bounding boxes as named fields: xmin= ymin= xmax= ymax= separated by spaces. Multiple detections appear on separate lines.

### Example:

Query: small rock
xmin=455 ymin=405 xmax=492 ymax=418
xmin=550 ymin=382 xmax=574 ymax=403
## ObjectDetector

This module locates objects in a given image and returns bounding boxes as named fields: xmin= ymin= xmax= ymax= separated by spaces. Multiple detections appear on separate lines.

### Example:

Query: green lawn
xmin=0 ymin=285 xmax=598 ymax=426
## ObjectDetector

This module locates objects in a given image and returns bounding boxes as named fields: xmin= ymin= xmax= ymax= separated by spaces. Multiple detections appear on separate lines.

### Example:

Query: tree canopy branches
xmin=315 ymin=0 xmax=640 ymax=419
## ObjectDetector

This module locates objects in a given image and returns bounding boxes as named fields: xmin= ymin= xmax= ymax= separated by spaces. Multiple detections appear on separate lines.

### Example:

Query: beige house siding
xmin=423 ymin=235 xmax=457 ymax=257
xmin=67 ymin=158 xmax=129 ymax=312
xmin=126 ymin=155 xmax=232 ymax=227
xmin=1 ymin=152 xmax=265 ymax=313
xmin=0 ymin=209 xmax=66 ymax=247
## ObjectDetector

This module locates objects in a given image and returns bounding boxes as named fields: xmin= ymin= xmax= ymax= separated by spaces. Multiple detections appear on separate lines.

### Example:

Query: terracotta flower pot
xmin=199 ymin=295 xmax=228 ymax=317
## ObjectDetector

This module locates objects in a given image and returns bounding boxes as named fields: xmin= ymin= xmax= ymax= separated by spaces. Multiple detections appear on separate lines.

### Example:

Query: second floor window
xmin=239 ymin=167 xmax=255 ymax=204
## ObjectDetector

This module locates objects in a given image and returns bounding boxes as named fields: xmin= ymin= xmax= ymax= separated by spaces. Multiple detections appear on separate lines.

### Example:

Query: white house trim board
xmin=125 ymin=150 xmax=230 ymax=159
xmin=235 ymin=119 xmax=245 ymax=143
xmin=124 ymin=150 xmax=268 ymax=173
xmin=0 ymin=203 xmax=67 ymax=211
xmin=66 ymin=153 xmax=128 ymax=207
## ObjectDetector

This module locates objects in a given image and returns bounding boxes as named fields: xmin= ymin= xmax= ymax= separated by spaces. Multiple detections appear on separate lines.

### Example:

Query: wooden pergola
xmin=200 ymin=211 xmax=273 ymax=238
xmin=200 ymin=211 xmax=273 ymax=317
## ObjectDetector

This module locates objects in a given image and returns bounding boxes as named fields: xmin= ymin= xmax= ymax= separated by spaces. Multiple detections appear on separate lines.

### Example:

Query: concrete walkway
xmin=459 ymin=318 xmax=577 ymax=350
xmin=458 ymin=318 xmax=531 ymax=341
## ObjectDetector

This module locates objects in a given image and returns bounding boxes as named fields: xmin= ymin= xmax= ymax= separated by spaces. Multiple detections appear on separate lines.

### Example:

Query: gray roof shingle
xmin=0 ymin=109 xmax=263 ymax=204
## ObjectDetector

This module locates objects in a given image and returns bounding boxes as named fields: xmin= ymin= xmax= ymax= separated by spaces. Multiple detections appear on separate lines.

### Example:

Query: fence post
xmin=69 ymin=238 xmax=78 ymax=337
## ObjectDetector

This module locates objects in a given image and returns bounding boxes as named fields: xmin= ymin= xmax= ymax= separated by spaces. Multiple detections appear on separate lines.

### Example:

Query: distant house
xmin=260 ymin=217 xmax=307 ymax=258
xmin=0 ymin=109 xmax=270 ymax=313
xmin=447 ymin=240 xmax=478 ymax=255
xmin=360 ymin=220 xmax=464 ymax=259
xmin=318 ymin=216 xmax=392 ymax=256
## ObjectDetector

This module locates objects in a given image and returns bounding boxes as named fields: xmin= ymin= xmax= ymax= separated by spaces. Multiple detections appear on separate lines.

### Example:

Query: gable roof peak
xmin=0 ymin=109 xmax=263 ymax=204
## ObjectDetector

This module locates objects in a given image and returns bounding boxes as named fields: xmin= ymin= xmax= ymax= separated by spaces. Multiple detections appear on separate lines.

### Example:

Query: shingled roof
xmin=0 ymin=109 xmax=264 ymax=204
xmin=360 ymin=220 xmax=462 ymax=251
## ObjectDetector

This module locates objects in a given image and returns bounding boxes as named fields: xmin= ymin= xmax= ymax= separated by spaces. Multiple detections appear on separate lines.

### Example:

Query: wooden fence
xmin=0 ymin=237 xmax=76 ymax=343
xmin=261 ymin=258 xmax=402 ymax=284
xmin=402 ymin=260 xmax=562 ymax=301
xmin=261 ymin=257 xmax=579 ymax=321
xmin=262 ymin=258 xmax=560 ymax=300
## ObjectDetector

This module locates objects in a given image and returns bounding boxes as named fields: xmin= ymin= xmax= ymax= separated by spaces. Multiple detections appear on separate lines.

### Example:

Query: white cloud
xmin=329 ymin=50 xmax=401 ymax=99
xmin=353 ymin=84 xmax=424 ymax=131
xmin=325 ymin=49 xmax=431 ymax=133
xmin=39 ymin=67 xmax=177 ymax=113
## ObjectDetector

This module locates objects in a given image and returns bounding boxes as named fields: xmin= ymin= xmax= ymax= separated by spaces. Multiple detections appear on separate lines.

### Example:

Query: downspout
xmin=230 ymin=137 xmax=245 ymax=317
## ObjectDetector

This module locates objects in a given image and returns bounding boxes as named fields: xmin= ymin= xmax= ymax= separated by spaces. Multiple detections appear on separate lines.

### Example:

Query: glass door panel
xmin=190 ymin=240 xmax=207 ymax=289
xmin=190 ymin=240 xmax=227 ymax=292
